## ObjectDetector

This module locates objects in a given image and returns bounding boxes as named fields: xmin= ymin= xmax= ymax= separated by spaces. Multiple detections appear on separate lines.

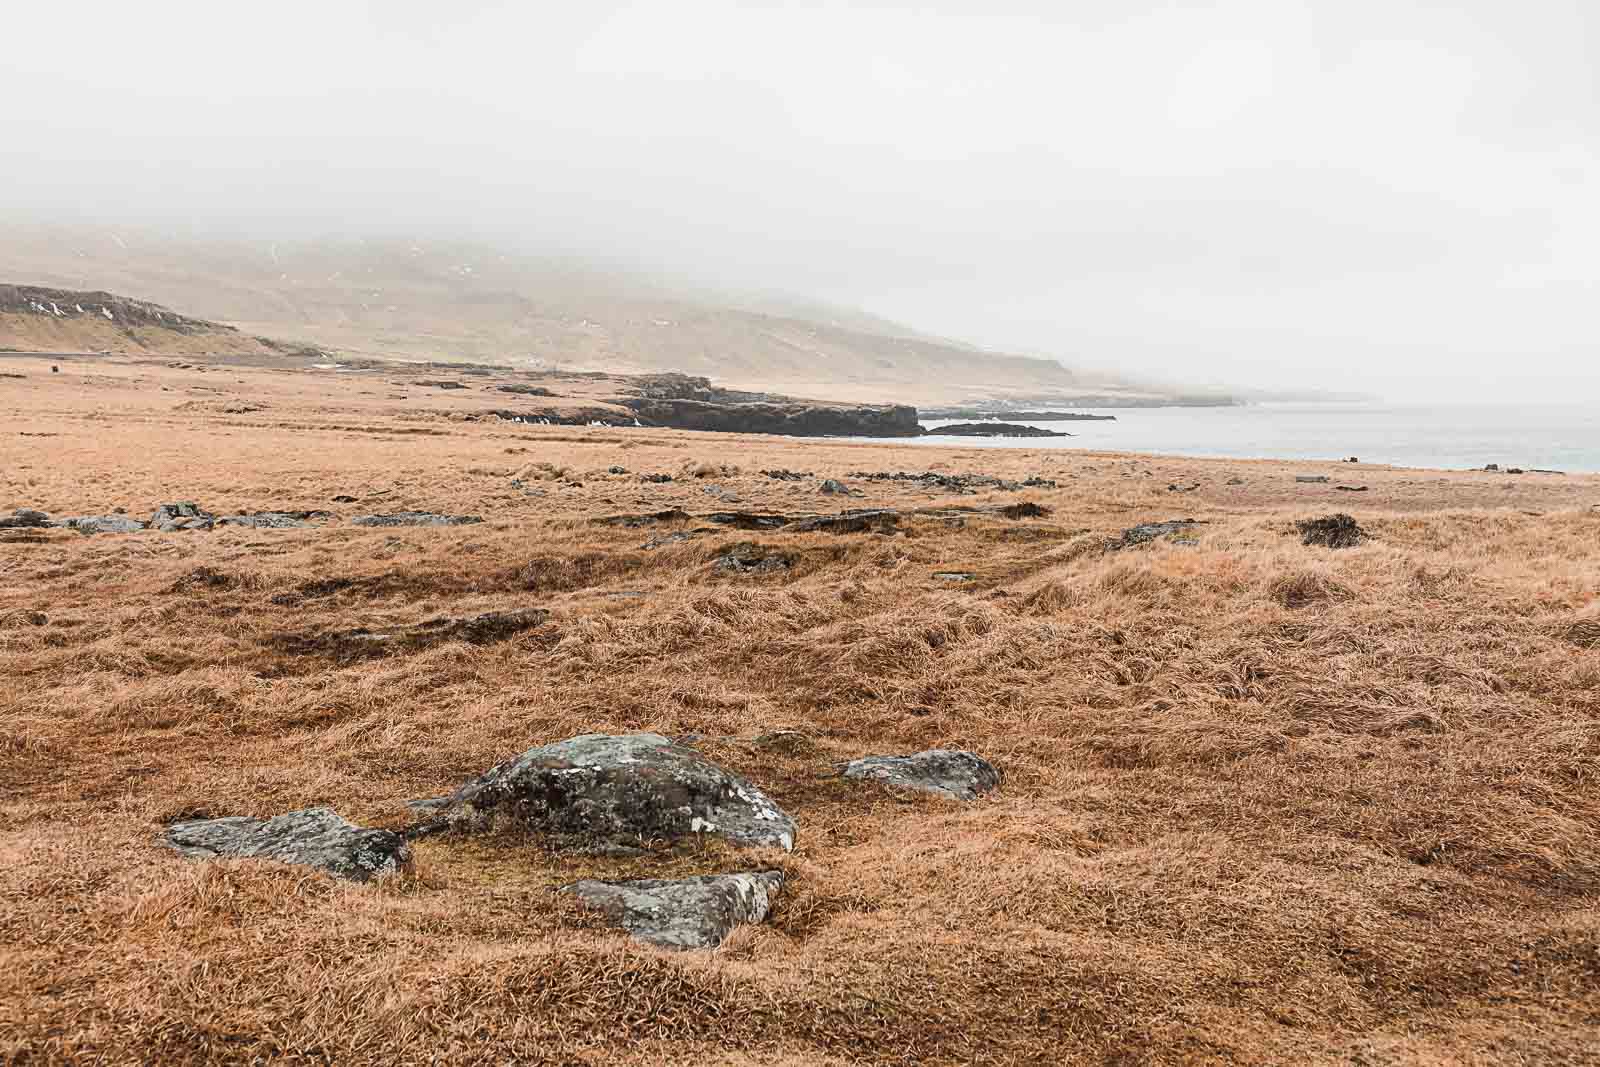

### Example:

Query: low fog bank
xmin=2 ymin=2 xmax=1594 ymax=404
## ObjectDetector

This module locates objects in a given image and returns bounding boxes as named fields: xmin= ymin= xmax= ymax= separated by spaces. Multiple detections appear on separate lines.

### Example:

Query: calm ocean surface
xmin=914 ymin=403 xmax=1600 ymax=473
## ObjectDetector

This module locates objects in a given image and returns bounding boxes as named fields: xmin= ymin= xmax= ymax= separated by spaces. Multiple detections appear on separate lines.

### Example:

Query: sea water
xmin=912 ymin=403 xmax=1600 ymax=473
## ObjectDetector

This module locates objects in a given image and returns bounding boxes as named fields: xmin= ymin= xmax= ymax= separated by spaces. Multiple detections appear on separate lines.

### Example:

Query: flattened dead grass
xmin=2 ymin=355 xmax=1599 ymax=1064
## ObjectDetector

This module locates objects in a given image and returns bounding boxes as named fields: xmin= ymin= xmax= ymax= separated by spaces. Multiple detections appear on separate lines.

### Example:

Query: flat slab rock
xmin=426 ymin=732 xmax=796 ymax=850
xmin=841 ymin=749 xmax=1001 ymax=801
xmin=165 ymin=807 xmax=411 ymax=882
xmin=350 ymin=511 xmax=484 ymax=527
xmin=563 ymin=871 xmax=784 ymax=949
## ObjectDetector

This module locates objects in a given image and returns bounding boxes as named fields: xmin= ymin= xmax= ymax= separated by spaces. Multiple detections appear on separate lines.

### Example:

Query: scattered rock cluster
xmin=2 ymin=503 xmax=332 ymax=535
xmin=166 ymin=732 xmax=1001 ymax=950
xmin=848 ymin=471 xmax=1057 ymax=493
xmin=349 ymin=511 xmax=483 ymax=527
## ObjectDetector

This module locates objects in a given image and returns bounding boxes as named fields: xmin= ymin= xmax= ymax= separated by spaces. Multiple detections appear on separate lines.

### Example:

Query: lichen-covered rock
xmin=562 ymin=871 xmax=784 ymax=949
xmin=164 ymin=807 xmax=411 ymax=882
xmin=350 ymin=511 xmax=484 ymax=527
xmin=151 ymin=502 xmax=215 ymax=531
xmin=840 ymin=749 xmax=1001 ymax=801
xmin=56 ymin=514 xmax=148 ymax=535
xmin=217 ymin=511 xmax=332 ymax=529
xmin=429 ymin=732 xmax=796 ymax=850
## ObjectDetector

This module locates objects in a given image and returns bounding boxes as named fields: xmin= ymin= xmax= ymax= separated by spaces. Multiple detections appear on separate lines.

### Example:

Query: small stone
xmin=562 ymin=871 xmax=784 ymax=950
xmin=164 ymin=807 xmax=411 ymax=882
xmin=840 ymin=749 xmax=1001 ymax=801
xmin=1295 ymin=475 xmax=1331 ymax=484
xmin=818 ymin=479 xmax=850 ymax=495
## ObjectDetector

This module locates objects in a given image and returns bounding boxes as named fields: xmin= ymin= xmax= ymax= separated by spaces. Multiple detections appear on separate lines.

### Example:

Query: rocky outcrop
xmin=562 ymin=871 xmax=784 ymax=950
xmin=712 ymin=542 xmax=793 ymax=574
xmin=1109 ymin=520 xmax=1200 ymax=549
xmin=58 ymin=514 xmax=148 ymax=535
xmin=928 ymin=422 xmax=1071 ymax=438
xmin=349 ymin=511 xmax=484 ymax=527
xmin=0 ymin=509 xmax=51 ymax=528
xmin=217 ymin=510 xmax=332 ymax=529
xmin=848 ymin=471 xmax=1058 ymax=493
xmin=921 ymin=409 xmax=1117 ymax=422
xmin=840 ymin=750 xmax=1001 ymax=801
xmin=150 ymin=502 xmax=214 ymax=531
xmin=164 ymin=807 xmax=411 ymax=882
xmin=272 ymin=608 xmax=549 ymax=660
xmin=622 ymin=397 xmax=922 ymax=438
xmin=419 ymin=733 xmax=796 ymax=851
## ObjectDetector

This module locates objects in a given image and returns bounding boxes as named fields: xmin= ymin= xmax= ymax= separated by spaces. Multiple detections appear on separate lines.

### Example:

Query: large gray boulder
xmin=840 ymin=749 xmax=1001 ymax=801
xmin=165 ymin=807 xmax=411 ymax=882
xmin=562 ymin=871 xmax=784 ymax=949
xmin=427 ymin=733 xmax=796 ymax=850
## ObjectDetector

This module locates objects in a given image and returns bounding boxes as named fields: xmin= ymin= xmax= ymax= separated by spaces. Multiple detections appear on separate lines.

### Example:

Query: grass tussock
xmin=2 ymin=358 xmax=1600 ymax=1064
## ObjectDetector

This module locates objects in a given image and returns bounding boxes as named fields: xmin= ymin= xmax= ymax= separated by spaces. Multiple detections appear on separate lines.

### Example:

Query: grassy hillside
xmin=0 ymin=284 xmax=306 ymax=360
xmin=0 ymin=225 xmax=1188 ymax=405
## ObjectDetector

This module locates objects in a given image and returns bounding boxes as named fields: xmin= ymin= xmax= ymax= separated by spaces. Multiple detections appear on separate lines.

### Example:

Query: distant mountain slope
xmin=0 ymin=225 xmax=1198 ymax=405
xmin=0 ymin=283 xmax=303 ymax=358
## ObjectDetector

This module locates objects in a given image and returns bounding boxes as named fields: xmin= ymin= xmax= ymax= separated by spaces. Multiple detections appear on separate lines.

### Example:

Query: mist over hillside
xmin=0 ymin=224 xmax=1227 ymax=406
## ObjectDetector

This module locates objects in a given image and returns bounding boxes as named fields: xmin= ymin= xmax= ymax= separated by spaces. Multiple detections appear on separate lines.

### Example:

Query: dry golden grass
xmin=2 ymin=353 xmax=1599 ymax=1064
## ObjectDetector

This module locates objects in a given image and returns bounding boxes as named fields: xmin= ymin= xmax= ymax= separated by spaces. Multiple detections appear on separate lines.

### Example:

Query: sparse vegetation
xmin=2 ymin=354 xmax=1599 ymax=1064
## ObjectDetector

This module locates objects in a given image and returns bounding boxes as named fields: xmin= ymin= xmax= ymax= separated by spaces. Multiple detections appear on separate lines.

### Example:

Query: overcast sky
xmin=3 ymin=1 xmax=1595 ymax=400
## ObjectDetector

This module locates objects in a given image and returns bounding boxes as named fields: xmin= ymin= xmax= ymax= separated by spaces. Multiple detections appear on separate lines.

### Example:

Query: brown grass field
xmin=2 ymin=354 xmax=1598 ymax=1065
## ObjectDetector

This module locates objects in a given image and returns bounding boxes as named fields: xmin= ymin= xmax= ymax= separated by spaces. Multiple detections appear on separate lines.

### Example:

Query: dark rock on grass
xmin=332 ymin=494 xmax=359 ymax=503
xmin=598 ymin=508 xmax=692 ymax=528
xmin=0 ymin=509 xmax=51 ymax=528
xmin=1168 ymin=483 xmax=1200 ymax=493
xmin=497 ymin=384 xmax=555 ymax=397
xmin=165 ymin=807 xmax=411 ymax=882
xmin=607 ymin=466 xmax=629 ymax=475
xmin=1295 ymin=475 xmax=1331 ymax=484
xmin=350 ymin=511 xmax=484 ymax=528
xmin=274 ymin=607 xmax=549 ymax=660
xmin=933 ymin=571 xmax=976 ymax=582
xmin=713 ymin=542 xmax=793 ymax=575
xmin=706 ymin=511 xmax=792 ymax=531
xmin=418 ymin=379 xmax=467 ymax=389
xmin=760 ymin=469 xmax=811 ymax=481
xmin=840 ymin=750 xmax=1001 ymax=801
xmin=998 ymin=501 xmax=1050 ymax=520
xmin=422 ymin=732 xmax=796 ymax=851
xmin=1109 ymin=520 xmax=1199 ymax=549
xmin=1335 ymin=485 xmax=1369 ymax=493
xmin=818 ymin=478 xmax=851 ymax=495
xmin=562 ymin=871 xmax=784 ymax=950
xmin=929 ymin=422 xmax=1071 ymax=438
xmin=639 ymin=473 xmax=674 ymax=484
xmin=1296 ymin=513 xmax=1368 ymax=549
xmin=783 ymin=509 xmax=899 ymax=534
